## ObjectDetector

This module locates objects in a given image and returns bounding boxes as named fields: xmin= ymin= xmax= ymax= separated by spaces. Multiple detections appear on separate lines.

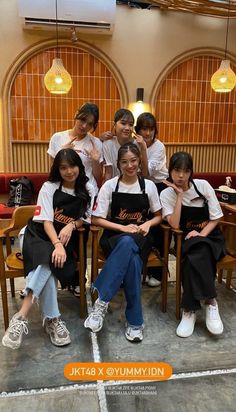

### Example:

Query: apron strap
xmin=115 ymin=176 xmax=146 ymax=193
xmin=191 ymin=180 xmax=207 ymax=203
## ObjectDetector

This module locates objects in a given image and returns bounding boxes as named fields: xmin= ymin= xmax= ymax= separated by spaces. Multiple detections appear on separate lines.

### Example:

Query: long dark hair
xmin=135 ymin=112 xmax=158 ymax=142
xmin=168 ymin=151 xmax=193 ymax=183
xmin=48 ymin=149 xmax=91 ymax=218
xmin=74 ymin=102 xmax=99 ymax=132
xmin=117 ymin=143 xmax=141 ymax=172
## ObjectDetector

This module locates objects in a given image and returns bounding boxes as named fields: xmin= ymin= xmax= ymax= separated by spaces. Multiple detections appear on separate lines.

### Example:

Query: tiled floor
xmin=0 ymin=263 xmax=236 ymax=411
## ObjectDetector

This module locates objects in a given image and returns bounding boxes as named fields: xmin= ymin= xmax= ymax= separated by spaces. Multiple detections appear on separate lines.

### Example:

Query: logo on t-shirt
xmin=34 ymin=206 xmax=41 ymax=216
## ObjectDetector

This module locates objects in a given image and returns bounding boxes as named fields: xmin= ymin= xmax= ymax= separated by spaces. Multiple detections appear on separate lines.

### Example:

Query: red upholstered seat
xmin=0 ymin=204 xmax=15 ymax=219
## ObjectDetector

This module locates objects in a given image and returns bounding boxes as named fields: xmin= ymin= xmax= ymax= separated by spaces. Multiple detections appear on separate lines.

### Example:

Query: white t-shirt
xmin=103 ymin=137 xmax=136 ymax=178
xmin=33 ymin=181 xmax=95 ymax=224
xmin=47 ymin=131 xmax=103 ymax=193
xmin=160 ymin=179 xmax=223 ymax=220
xmin=147 ymin=140 xmax=168 ymax=183
xmin=93 ymin=176 xmax=161 ymax=219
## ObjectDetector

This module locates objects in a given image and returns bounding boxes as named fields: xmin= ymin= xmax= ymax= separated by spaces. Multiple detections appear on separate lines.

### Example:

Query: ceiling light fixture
xmin=211 ymin=0 xmax=236 ymax=93
xmin=44 ymin=0 xmax=72 ymax=94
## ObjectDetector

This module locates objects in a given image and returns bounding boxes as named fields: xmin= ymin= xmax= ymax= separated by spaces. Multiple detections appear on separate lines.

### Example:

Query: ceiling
xmin=117 ymin=1 xmax=236 ymax=18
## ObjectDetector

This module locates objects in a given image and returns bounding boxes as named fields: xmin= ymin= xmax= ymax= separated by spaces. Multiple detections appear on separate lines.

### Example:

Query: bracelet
xmin=71 ymin=221 xmax=77 ymax=230
xmin=53 ymin=240 xmax=62 ymax=246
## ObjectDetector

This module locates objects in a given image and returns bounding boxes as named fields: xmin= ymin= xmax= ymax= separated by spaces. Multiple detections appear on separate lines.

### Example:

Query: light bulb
xmin=55 ymin=76 xmax=63 ymax=84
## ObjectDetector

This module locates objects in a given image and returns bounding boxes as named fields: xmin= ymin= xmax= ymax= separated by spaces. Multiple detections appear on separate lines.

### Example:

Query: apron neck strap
xmin=191 ymin=180 xmax=207 ymax=202
xmin=115 ymin=176 xmax=146 ymax=193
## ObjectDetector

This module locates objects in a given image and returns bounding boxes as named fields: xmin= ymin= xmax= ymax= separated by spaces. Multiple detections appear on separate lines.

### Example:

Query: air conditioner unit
xmin=18 ymin=0 xmax=116 ymax=35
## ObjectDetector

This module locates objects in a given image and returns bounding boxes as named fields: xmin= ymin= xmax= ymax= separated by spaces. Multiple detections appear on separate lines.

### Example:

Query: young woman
xmin=160 ymin=152 xmax=225 ymax=338
xmin=48 ymin=102 xmax=103 ymax=194
xmin=48 ymin=103 xmax=102 ymax=296
xmin=2 ymin=149 xmax=94 ymax=350
xmin=84 ymin=143 xmax=162 ymax=342
xmin=102 ymin=109 xmax=147 ymax=182
xmin=135 ymin=112 xmax=169 ymax=287
xmin=135 ymin=112 xmax=168 ymax=194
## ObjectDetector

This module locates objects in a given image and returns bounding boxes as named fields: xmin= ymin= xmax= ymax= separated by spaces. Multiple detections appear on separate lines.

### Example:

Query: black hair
xmin=114 ymin=108 xmax=134 ymax=124
xmin=168 ymin=151 xmax=193 ymax=183
xmin=48 ymin=148 xmax=90 ymax=218
xmin=74 ymin=102 xmax=99 ymax=131
xmin=117 ymin=142 xmax=141 ymax=171
xmin=135 ymin=112 xmax=158 ymax=141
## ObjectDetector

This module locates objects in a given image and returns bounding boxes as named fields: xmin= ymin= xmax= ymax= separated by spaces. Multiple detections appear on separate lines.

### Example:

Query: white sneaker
xmin=205 ymin=303 xmax=223 ymax=335
xmin=125 ymin=324 xmax=144 ymax=342
xmin=2 ymin=313 xmax=28 ymax=349
xmin=176 ymin=311 xmax=196 ymax=338
xmin=147 ymin=277 xmax=161 ymax=287
xmin=84 ymin=298 xmax=108 ymax=333
xmin=73 ymin=286 xmax=80 ymax=297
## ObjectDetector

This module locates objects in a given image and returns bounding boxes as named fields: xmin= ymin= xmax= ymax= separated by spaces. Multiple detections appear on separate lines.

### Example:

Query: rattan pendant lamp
xmin=44 ymin=0 xmax=72 ymax=94
xmin=211 ymin=0 xmax=236 ymax=93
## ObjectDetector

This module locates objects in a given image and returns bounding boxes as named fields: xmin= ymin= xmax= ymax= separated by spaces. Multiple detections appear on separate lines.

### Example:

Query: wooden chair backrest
xmin=2 ymin=205 xmax=36 ymax=237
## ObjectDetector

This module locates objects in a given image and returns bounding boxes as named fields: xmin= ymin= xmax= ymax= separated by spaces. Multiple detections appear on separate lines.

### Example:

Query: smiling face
xmin=59 ymin=160 xmax=80 ymax=187
xmin=114 ymin=116 xmax=134 ymax=143
xmin=118 ymin=150 xmax=140 ymax=178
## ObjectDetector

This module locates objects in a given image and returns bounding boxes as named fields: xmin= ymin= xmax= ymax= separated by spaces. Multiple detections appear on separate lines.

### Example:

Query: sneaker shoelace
xmin=9 ymin=319 xmax=28 ymax=337
xmin=208 ymin=305 xmax=218 ymax=320
xmin=53 ymin=319 xmax=69 ymax=336
xmin=92 ymin=301 xmax=107 ymax=320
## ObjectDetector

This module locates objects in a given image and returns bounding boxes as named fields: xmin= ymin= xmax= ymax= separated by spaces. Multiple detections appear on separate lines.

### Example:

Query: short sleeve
xmin=33 ymin=182 xmax=57 ymax=222
xmin=92 ymin=181 xmax=113 ymax=218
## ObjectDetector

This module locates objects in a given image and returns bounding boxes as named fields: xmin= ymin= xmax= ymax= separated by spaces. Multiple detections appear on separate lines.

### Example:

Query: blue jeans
xmin=25 ymin=265 xmax=60 ymax=321
xmin=94 ymin=236 xmax=143 ymax=327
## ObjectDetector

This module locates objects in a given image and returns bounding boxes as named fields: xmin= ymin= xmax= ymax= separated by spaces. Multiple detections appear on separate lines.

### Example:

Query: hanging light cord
xmin=224 ymin=0 xmax=231 ymax=60
xmin=56 ymin=0 xmax=59 ymax=57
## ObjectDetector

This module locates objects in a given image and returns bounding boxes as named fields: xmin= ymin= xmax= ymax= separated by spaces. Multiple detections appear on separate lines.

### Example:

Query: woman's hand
xmin=134 ymin=133 xmax=147 ymax=150
xmin=52 ymin=243 xmax=67 ymax=268
xmin=137 ymin=221 xmax=151 ymax=236
xmin=120 ymin=224 xmax=139 ymax=234
xmin=185 ymin=230 xmax=204 ymax=240
xmin=84 ymin=139 xmax=101 ymax=162
xmin=100 ymin=131 xmax=114 ymax=142
xmin=162 ymin=180 xmax=184 ymax=195
xmin=58 ymin=222 xmax=74 ymax=246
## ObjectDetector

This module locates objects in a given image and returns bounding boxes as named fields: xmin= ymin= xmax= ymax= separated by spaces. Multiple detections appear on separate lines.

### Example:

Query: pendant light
xmin=211 ymin=0 xmax=236 ymax=93
xmin=44 ymin=0 xmax=72 ymax=94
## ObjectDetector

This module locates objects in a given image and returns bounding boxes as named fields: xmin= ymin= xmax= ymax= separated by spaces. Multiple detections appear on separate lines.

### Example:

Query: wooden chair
xmin=0 ymin=206 xmax=87 ymax=329
xmin=173 ymin=209 xmax=236 ymax=320
xmin=90 ymin=224 xmax=170 ymax=313
xmin=217 ymin=204 xmax=236 ymax=289
xmin=0 ymin=206 xmax=36 ymax=329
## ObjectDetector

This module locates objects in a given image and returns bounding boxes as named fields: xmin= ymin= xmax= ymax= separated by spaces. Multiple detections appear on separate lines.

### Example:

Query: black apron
xmin=100 ymin=177 xmax=154 ymax=262
xmin=179 ymin=181 xmax=225 ymax=309
xmin=180 ymin=180 xmax=225 ymax=261
xmin=23 ymin=184 xmax=85 ymax=288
